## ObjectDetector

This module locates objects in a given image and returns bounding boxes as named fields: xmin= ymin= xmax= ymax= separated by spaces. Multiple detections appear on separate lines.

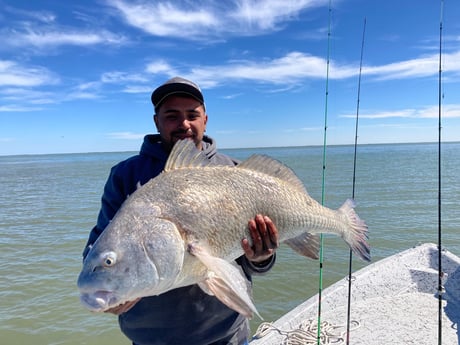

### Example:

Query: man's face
xmin=154 ymin=95 xmax=208 ymax=152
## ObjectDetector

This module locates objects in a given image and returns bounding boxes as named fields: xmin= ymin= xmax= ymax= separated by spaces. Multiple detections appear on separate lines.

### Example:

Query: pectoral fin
xmin=188 ymin=243 xmax=261 ymax=319
xmin=284 ymin=232 xmax=320 ymax=259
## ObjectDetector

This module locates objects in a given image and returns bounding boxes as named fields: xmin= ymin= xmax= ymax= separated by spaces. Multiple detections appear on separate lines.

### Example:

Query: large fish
xmin=77 ymin=139 xmax=370 ymax=318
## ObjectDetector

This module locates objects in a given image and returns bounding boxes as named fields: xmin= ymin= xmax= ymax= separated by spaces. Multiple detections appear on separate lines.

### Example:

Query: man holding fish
xmin=81 ymin=77 xmax=280 ymax=345
xmin=79 ymin=76 xmax=369 ymax=345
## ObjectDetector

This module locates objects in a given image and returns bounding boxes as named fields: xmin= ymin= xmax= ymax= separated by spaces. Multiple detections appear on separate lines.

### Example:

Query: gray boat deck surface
xmin=250 ymin=243 xmax=460 ymax=345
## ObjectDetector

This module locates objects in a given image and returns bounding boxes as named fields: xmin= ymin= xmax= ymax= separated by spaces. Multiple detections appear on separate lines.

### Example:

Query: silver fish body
xmin=77 ymin=139 xmax=370 ymax=318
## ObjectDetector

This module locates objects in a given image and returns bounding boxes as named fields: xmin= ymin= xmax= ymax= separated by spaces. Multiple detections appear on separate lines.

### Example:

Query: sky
xmin=1 ymin=0 xmax=460 ymax=155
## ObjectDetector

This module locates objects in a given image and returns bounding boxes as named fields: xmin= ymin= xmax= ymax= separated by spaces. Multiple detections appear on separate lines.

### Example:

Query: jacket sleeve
xmin=236 ymin=253 xmax=276 ymax=278
xmin=82 ymin=164 xmax=129 ymax=259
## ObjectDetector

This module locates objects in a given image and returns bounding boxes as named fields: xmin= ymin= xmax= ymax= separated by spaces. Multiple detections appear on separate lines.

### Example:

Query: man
xmin=83 ymin=76 xmax=279 ymax=345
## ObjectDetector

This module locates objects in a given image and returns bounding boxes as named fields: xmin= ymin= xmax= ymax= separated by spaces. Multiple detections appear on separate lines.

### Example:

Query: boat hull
xmin=250 ymin=243 xmax=460 ymax=344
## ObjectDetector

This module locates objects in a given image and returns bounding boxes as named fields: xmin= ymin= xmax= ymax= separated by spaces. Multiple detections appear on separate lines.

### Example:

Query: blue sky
xmin=1 ymin=0 xmax=459 ymax=155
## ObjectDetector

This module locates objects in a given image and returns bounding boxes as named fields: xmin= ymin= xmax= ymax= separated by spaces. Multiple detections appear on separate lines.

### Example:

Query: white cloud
xmin=170 ymin=52 xmax=330 ymax=87
xmin=4 ymin=5 xmax=56 ymax=23
xmin=76 ymin=81 xmax=102 ymax=91
xmin=107 ymin=0 xmax=219 ymax=38
xmin=3 ymin=28 xmax=127 ymax=48
xmin=340 ymin=104 xmax=460 ymax=119
xmin=229 ymin=0 xmax=325 ymax=31
xmin=283 ymin=126 xmax=321 ymax=133
xmin=419 ymin=104 xmax=460 ymax=119
xmin=66 ymin=91 xmax=102 ymax=100
xmin=341 ymin=109 xmax=417 ymax=119
xmin=106 ymin=0 xmax=327 ymax=38
xmin=362 ymin=51 xmax=460 ymax=80
xmin=145 ymin=60 xmax=177 ymax=75
xmin=122 ymin=85 xmax=152 ymax=94
xmin=1 ymin=4 xmax=128 ymax=50
xmin=101 ymin=71 xmax=148 ymax=84
xmin=0 ymin=60 xmax=59 ymax=87
xmin=0 ymin=105 xmax=43 ymax=112
xmin=141 ymin=50 xmax=460 ymax=89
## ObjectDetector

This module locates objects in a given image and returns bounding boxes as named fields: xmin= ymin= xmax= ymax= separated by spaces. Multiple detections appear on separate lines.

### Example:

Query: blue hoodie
xmin=83 ymin=134 xmax=275 ymax=345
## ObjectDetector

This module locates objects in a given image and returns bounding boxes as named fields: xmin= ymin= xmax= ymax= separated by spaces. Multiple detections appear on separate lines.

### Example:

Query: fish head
xmin=77 ymin=203 xmax=185 ymax=312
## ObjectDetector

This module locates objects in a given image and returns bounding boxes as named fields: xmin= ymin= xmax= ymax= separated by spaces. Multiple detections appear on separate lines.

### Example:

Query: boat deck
xmin=250 ymin=243 xmax=460 ymax=344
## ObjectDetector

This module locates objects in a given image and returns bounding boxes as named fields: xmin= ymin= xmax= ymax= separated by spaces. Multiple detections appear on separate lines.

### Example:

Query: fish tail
xmin=338 ymin=199 xmax=370 ymax=262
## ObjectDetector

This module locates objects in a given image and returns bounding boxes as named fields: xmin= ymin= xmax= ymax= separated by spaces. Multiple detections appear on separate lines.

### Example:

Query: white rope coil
xmin=253 ymin=319 xmax=360 ymax=345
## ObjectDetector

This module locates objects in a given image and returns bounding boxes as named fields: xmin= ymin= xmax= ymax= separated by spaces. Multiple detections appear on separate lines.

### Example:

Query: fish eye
xmin=102 ymin=252 xmax=117 ymax=267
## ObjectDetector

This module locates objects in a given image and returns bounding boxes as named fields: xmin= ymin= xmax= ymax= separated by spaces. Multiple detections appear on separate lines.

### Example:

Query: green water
xmin=1 ymin=142 xmax=459 ymax=344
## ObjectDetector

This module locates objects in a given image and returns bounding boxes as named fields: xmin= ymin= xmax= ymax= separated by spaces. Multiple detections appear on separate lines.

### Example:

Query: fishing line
xmin=345 ymin=17 xmax=366 ymax=345
xmin=437 ymin=1 xmax=444 ymax=344
xmin=317 ymin=0 xmax=332 ymax=343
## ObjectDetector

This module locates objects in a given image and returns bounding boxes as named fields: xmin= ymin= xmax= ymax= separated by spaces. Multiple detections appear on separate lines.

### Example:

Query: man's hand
xmin=242 ymin=215 xmax=279 ymax=263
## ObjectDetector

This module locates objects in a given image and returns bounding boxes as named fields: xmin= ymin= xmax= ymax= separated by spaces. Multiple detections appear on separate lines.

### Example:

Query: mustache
xmin=172 ymin=129 xmax=193 ymax=136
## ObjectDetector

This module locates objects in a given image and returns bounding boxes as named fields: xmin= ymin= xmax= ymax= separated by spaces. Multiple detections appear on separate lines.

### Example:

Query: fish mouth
xmin=80 ymin=290 xmax=120 ymax=312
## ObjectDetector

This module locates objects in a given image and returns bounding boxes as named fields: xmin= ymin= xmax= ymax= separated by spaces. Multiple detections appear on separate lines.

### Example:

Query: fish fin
xmin=197 ymin=280 xmax=214 ymax=296
xmin=338 ymin=199 xmax=371 ymax=262
xmin=164 ymin=139 xmax=213 ymax=172
xmin=237 ymin=155 xmax=306 ymax=192
xmin=284 ymin=233 xmax=320 ymax=259
xmin=188 ymin=244 xmax=262 ymax=319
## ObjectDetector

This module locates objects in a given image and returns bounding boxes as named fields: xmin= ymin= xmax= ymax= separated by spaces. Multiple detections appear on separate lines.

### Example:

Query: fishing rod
xmin=437 ymin=1 xmax=444 ymax=344
xmin=317 ymin=0 xmax=332 ymax=343
xmin=345 ymin=17 xmax=366 ymax=345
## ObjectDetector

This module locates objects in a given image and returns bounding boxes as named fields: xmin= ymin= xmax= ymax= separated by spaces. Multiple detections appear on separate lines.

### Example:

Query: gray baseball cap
xmin=151 ymin=76 xmax=204 ymax=109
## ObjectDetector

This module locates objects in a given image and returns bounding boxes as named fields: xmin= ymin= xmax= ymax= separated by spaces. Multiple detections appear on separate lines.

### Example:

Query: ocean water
xmin=0 ymin=142 xmax=458 ymax=345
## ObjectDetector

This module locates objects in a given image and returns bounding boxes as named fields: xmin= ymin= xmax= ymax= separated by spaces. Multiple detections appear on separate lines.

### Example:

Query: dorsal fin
xmin=237 ymin=154 xmax=307 ymax=192
xmin=164 ymin=139 xmax=212 ymax=172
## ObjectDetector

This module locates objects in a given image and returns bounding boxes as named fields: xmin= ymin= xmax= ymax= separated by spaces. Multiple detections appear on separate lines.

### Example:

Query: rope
xmin=253 ymin=319 xmax=360 ymax=345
